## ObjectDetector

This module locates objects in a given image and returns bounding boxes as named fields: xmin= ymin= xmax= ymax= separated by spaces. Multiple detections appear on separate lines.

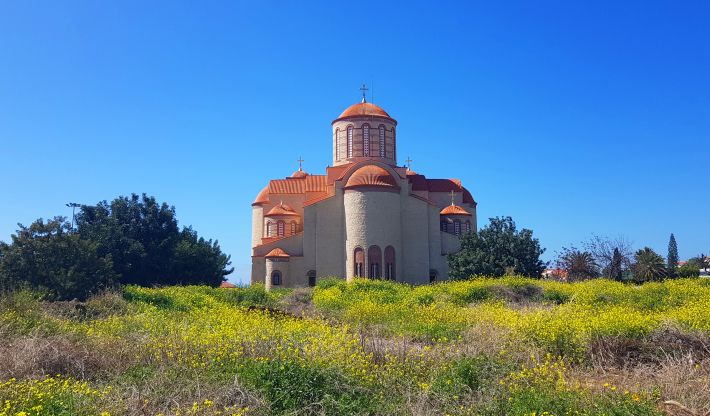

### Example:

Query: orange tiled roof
xmin=335 ymin=102 xmax=395 ymax=122
xmin=440 ymin=204 xmax=472 ymax=216
xmin=219 ymin=281 xmax=237 ymax=288
xmin=268 ymin=175 xmax=328 ymax=194
xmin=265 ymin=248 xmax=290 ymax=258
xmin=345 ymin=165 xmax=399 ymax=189
xmin=265 ymin=202 xmax=299 ymax=217
xmin=289 ymin=169 xmax=308 ymax=178
xmin=252 ymin=186 xmax=269 ymax=206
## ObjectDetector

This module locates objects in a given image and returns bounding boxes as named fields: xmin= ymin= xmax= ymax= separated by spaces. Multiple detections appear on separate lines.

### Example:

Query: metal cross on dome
xmin=405 ymin=157 xmax=413 ymax=169
xmin=450 ymin=190 xmax=456 ymax=206
xmin=360 ymin=84 xmax=369 ymax=103
xmin=297 ymin=156 xmax=304 ymax=171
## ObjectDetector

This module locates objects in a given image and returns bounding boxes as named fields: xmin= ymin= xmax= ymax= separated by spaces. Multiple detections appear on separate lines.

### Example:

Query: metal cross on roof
xmin=405 ymin=157 xmax=413 ymax=169
xmin=297 ymin=156 xmax=304 ymax=171
xmin=360 ymin=84 xmax=369 ymax=103
xmin=450 ymin=190 xmax=455 ymax=206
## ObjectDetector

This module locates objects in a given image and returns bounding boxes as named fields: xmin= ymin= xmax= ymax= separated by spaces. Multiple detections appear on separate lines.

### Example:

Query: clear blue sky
xmin=2 ymin=1 xmax=708 ymax=284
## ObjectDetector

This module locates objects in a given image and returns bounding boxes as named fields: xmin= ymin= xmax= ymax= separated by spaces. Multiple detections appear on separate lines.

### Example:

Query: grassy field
xmin=1 ymin=277 xmax=709 ymax=415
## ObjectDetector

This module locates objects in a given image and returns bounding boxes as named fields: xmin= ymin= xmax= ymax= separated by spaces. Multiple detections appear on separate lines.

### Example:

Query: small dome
xmin=440 ymin=204 xmax=472 ymax=216
xmin=252 ymin=186 xmax=269 ymax=206
xmin=406 ymin=168 xmax=418 ymax=176
xmin=265 ymin=202 xmax=299 ymax=217
xmin=219 ymin=281 xmax=237 ymax=288
xmin=265 ymin=248 xmax=290 ymax=258
xmin=336 ymin=102 xmax=394 ymax=121
xmin=345 ymin=165 xmax=399 ymax=190
xmin=289 ymin=169 xmax=308 ymax=178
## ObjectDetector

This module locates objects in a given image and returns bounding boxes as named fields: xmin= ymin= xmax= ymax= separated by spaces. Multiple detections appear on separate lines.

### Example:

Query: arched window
xmin=379 ymin=126 xmax=385 ymax=158
xmin=466 ymin=221 xmax=472 ymax=234
xmin=290 ymin=221 xmax=297 ymax=235
xmin=385 ymin=246 xmax=396 ymax=281
xmin=362 ymin=124 xmax=370 ymax=156
xmin=392 ymin=127 xmax=396 ymax=161
xmin=368 ymin=245 xmax=382 ymax=278
xmin=354 ymin=247 xmax=364 ymax=277
xmin=429 ymin=269 xmax=438 ymax=283
xmin=347 ymin=125 xmax=353 ymax=158
xmin=307 ymin=270 xmax=316 ymax=287
xmin=454 ymin=220 xmax=461 ymax=236
xmin=335 ymin=128 xmax=340 ymax=160
xmin=271 ymin=270 xmax=282 ymax=286
xmin=266 ymin=221 xmax=273 ymax=237
xmin=440 ymin=220 xmax=447 ymax=232
xmin=277 ymin=220 xmax=285 ymax=237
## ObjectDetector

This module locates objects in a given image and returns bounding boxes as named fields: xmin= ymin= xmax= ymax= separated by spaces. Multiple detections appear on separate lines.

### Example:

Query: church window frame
xmin=378 ymin=125 xmax=385 ymax=158
xmin=466 ymin=221 xmax=472 ymax=233
xmin=277 ymin=220 xmax=285 ymax=237
xmin=335 ymin=128 xmax=340 ymax=160
xmin=368 ymin=245 xmax=382 ymax=279
xmin=384 ymin=246 xmax=396 ymax=281
xmin=347 ymin=125 xmax=354 ymax=158
xmin=271 ymin=270 xmax=282 ymax=286
xmin=266 ymin=221 xmax=273 ymax=237
xmin=362 ymin=124 xmax=370 ymax=156
xmin=290 ymin=221 xmax=297 ymax=235
xmin=454 ymin=220 xmax=461 ymax=236
xmin=440 ymin=220 xmax=447 ymax=233
xmin=354 ymin=247 xmax=365 ymax=277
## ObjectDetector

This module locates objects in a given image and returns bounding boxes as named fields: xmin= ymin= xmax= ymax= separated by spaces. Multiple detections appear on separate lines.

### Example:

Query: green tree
xmin=448 ymin=216 xmax=546 ymax=278
xmin=632 ymin=247 xmax=667 ymax=283
xmin=556 ymin=247 xmax=598 ymax=281
xmin=76 ymin=194 xmax=232 ymax=286
xmin=667 ymin=233 xmax=678 ymax=277
xmin=677 ymin=263 xmax=700 ymax=278
xmin=0 ymin=217 xmax=116 ymax=300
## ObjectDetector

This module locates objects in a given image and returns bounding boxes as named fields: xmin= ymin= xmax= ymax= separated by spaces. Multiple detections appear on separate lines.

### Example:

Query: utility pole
xmin=66 ymin=202 xmax=81 ymax=229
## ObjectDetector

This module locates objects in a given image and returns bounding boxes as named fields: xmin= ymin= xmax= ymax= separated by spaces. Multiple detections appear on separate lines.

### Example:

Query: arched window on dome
xmin=347 ymin=125 xmax=354 ymax=158
xmin=466 ymin=221 xmax=472 ymax=234
xmin=271 ymin=270 xmax=281 ymax=286
xmin=392 ymin=127 xmax=396 ymax=161
xmin=454 ymin=220 xmax=461 ymax=236
xmin=290 ymin=221 xmax=297 ymax=235
xmin=277 ymin=220 xmax=285 ymax=237
xmin=378 ymin=125 xmax=385 ymax=158
xmin=362 ymin=124 xmax=370 ymax=156
xmin=266 ymin=221 xmax=273 ymax=237
xmin=368 ymin=245 xmax=382 ymax=278
xmin=354 ymin=247 xmax=364 ymax=277
xmin=440 ymin=220 xmax=447 ymax=233
xmin=335 ymin=128 xmax=340 ymax=160
xmin=385 ymin=246 xmax=396 ymax=281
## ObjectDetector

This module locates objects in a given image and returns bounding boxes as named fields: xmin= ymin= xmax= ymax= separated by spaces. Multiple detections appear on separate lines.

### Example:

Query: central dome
xmin=336 ymin=102 xmax=393 ymax=122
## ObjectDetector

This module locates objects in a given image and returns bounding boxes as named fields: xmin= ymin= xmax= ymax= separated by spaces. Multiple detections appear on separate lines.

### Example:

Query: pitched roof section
xmin=409 ymin=176 xmax=476 ymax=205
xmin=440 ymin=204 xmax=472 ymax=216
xmin=265 ymin=202 xmax=299 ymax=217
xmin=268 ymin=175 xmax=328 ymax=194
xmin=265 ymin=248 xmax=290 ymax=258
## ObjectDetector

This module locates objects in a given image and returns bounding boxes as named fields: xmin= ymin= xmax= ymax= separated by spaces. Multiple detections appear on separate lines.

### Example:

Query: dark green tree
xmin=555 ymin=247 xmax=598 ymax=281
xmin=448 ymin=216 xmax=546 ymax=278
xmin=76 ymin=193 xmax=232 ymax=286
xmin=632 ymin=247 xmax=667 ymax=283
xmin=667 ymin=233 xmax=678 ymax=277
xmin=0 ymin=217 xmax=116 ymax=300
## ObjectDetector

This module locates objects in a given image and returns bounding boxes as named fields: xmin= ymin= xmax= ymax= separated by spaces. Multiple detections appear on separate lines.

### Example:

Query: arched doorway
xmin=429 ymin=269 xmax=438 ymax=283
xmin=354 ymin=247 xmax=364 ymax=277
xmin=384 ymin=246 xmax=396 ymax=280
xmin=307 ymin=270 xmax=317 ymax=287
xmin=368 ymin=245 xmax=382 ymax=278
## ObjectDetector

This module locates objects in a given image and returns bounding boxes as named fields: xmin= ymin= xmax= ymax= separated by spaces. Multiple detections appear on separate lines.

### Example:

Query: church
xmin=251 ymin=90 xmax=477 ymax=288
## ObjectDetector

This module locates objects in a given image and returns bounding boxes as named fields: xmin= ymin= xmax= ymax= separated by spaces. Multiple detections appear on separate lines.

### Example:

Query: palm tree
xmin=632 ymin=247 xmax=667 ymax=283
xmin=557 ymin=248 xmax=598 ymax=281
